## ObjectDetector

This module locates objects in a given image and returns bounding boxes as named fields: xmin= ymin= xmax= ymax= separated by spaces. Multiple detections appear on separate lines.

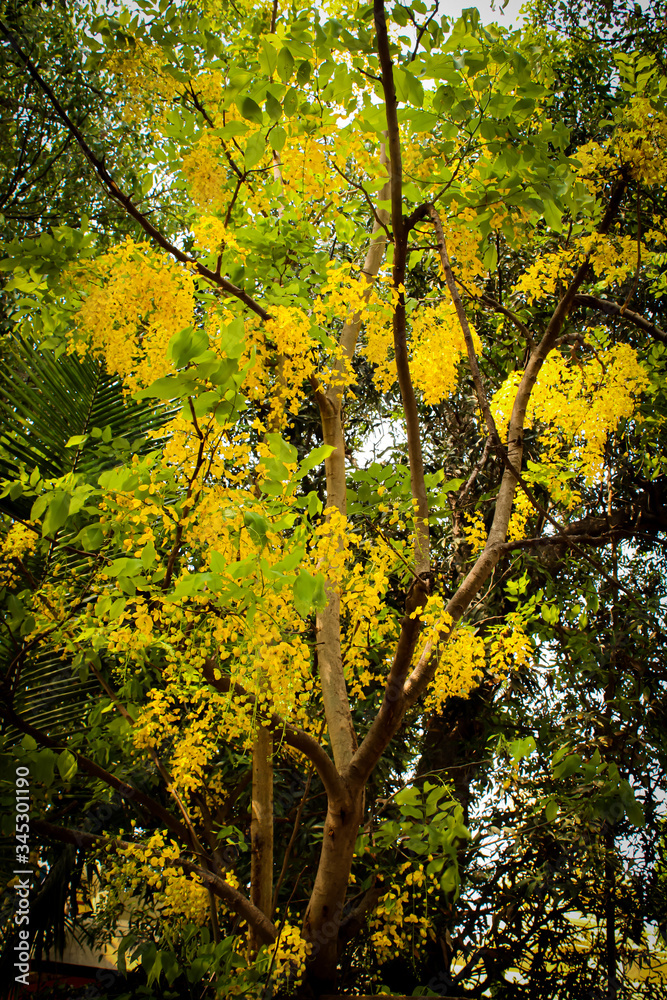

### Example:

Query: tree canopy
xmin=0 ymin=0 xmax=666 ymax=997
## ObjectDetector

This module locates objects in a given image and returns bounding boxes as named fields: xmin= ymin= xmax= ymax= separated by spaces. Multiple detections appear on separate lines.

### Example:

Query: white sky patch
xmin=442 ymin=0 xmax=525 ymax=27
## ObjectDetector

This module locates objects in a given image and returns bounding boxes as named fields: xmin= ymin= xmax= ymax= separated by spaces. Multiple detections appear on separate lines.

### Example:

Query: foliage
xmin=0 ymin=0 xmax=666 ymax=997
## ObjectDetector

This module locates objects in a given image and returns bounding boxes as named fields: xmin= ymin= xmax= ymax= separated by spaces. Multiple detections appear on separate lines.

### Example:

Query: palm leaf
xmin=0 ymin=335 xmax=175 ymax=737
xmin=0 ymin=334 xmax=173 ymax=518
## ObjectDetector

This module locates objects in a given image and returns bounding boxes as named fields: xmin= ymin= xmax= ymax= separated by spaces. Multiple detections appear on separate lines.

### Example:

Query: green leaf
xmin=259 ymin=37 xmax=277 ymax=77
xmin=265 ymin=92 xmax=282 ymax=121
xmin=624 ymin=799 xmax=645 ymax=827
xmin=545 ymin=799 xmax=559 ymax=823
xmin=277 ymin=47 xmax=294 ymax=82
xmin=271 ymin=125 xmax=287 ymax=152
xmin=218 ymin=121 xmax=250 ymax=138
xmin=220 ymin=318 xmax=246 ymax=359
xmin=553 ymin=753 xmax=581 ymax=779
xmin=57 ymin=749 xmax=77 ymax=781
xmin=440 ymin=865 xmax=458 ymax=895
xmin=238 ymin=96 xmax=263 ymax=124
xmin=542 ymin=198 xmax=563 ymax=232
xmin=32 ymin=748 xmax=57 ymax=787
xmin=296 ymin=60 xmax=312 ymax=85
xmin=509 ymin=736 xmax=536 ymax=762
xmin=168 ymin=327 xmax=209 ymax=368
xmin=393 ymin=66 xmax=424 ymax=107
xmin=266 ymin=433 xmax=298 ymax=464
xmin=243 ymin=511 xmax=269 ymax=549
xmin=66 ymin=434 xmax=89 ymax=448
xmin=134 ymin=376 xmax=189 ymax=400
xmin=78 ymin=524 xmax=104 ymax=551
xmin=141 ymin=540 xmax=157 ymax=569
xmin=244 ymin=130 xmax=266 ymax=169
xmin=395 ymin=786 xmax=420 ymax=807
xmin=292 ymin=570 xmax=326 ymax=616
xmin=42 ymin=491 xmax=70 ymax=537
xmin=297 ymin=443 xmax=335 ymax=478
xmin=483 ymin=242 xmax=498 ymax=271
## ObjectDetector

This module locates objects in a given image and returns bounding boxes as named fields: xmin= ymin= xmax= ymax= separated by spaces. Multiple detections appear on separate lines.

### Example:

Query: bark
xmin=314 ymin=147 xmax=391 ymax=774
xmin=303 ymin=784 xmax=364 ymax=992
xmin=374 ymin=0 xmax=429 ymax=573
xmin=249 ymin=724 xmax=274 ymax=955
xmin=573 ymin=292 xmax=667 ymax=344
xmin=305 ymin=140 xmax=392 ymax=982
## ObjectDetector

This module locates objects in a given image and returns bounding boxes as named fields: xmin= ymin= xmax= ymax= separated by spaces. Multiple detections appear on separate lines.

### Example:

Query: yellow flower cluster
xmin=409 ymin=298 xmax=472 ymax=405
xmin=487 ymin=615 xmax=533 ymax=679
xmin=264 ymin=305 xmax=318 ymax=421
xmin=71 ymin=240 xmax=195 ymax=391
xmin=506 ymin=488 xmax=534 ymax=543
xmin=267 ymin=923 xmax=311 ymax=989
xmin=492 ymin=342 xmax=648 ymax=481
xmin=104 ymin=831 xmax=209 ymax=927
xmin=341 ymin=540 xmax=402 ymax=697
xmin=367 ymin=863 xmax=437 ymax=964
xmin=104 ymin=41 xmax=178 ymax=126
xmin=182 ymin=131 xmax=233 ymax=211
xmin=280 ymin=131 xmax=347 ymax=211
xmin=576 ymin=97 xmax=667 ymax=190
xmin=515 ymin=233 xmax=644 ymax=305
xmin=315 ymin=262 xmax=394 ymax=390
xmin=424 ymin=625 xmax=485 ymax=714
xmin=0 ymin=521 xmax=36 ymax=587
xmin=462 ymin=510 xmax=488 ymax=554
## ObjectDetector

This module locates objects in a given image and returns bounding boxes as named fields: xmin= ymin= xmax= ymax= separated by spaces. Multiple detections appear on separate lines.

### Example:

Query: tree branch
xmin=573 ymin=293 xmax=667 ymax=345
xmin=2 ymin=702 xmax=189 ymax=843
xmin=0 ymin=21 xmax=269 ymax=322
xmin=375 ymin=0 xmax=429 ymax=574
xmin=32 ymin=819 xmax=277 ymax=944
xmin=200 ymin=659 xmax=343 ymax=800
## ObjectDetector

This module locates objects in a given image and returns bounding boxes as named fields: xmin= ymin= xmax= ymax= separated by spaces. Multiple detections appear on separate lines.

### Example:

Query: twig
xmin=0 ymin=22 xmax=269 ymax=322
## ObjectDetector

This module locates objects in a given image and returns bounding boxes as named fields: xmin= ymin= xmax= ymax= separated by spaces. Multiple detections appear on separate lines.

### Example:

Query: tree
xmin=0 ymin=0 xmax=666 ymax=996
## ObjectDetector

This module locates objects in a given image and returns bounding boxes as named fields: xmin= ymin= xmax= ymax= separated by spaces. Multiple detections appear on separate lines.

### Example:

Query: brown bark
xmin=374 ymin=0 xmax=429 ymax=573
xmin=303 ymin=784 xmax=364 ymax=991
xmin=305 ymin=139 xmax=392 ymax=982
xmin=249 ymin=724 xmax=274 ymax=955
xmin=314 ymin=147 xmax=391 ymax=774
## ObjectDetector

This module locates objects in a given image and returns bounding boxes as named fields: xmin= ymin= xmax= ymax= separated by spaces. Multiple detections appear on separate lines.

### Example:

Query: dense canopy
xmin=0 ymin=0 xmax=666 ymax=997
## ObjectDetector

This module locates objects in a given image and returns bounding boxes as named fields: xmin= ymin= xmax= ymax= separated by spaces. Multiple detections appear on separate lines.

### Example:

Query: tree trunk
xmin=303 ymin=784 xmax=364 ymax=993
xmin=249 ymin=725 xmax=273 ymax=955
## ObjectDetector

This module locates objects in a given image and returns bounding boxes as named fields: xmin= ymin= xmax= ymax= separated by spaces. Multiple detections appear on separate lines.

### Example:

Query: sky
xmin=443 ymin=0 xmax=525 ymax=28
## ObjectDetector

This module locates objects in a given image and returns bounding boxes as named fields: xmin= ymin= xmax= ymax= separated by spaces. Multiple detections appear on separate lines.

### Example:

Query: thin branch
xmin=329 ymin=159 xmax=392 ymax=240
xmin=620 ymin=189 xmax=641 ymax=314
xmin=573 ymin=294 xmax=667 ymax=345
xmin=270 ymin=727 xmax=324 ymax=918
xmin=200 ymin=659 xmax=343 ymax=800
xmin=408 ymin=1 xmax=440 ymax=62
xmin=1 ymin=702 xmax=189 ymax=842
xmin=458 ymin=435 xmax=493 ymax=507
xmin=375 ymin=0 xmax=429 ymax=574
xmin=428 ymin=203 xmax=640 ymax=608
xmin=32 ymin=820 xmax=277 ymax=944
xmin=429 ymin=205 xmax=501 ymax=445
xmin=86 ymin=657 xmax=211 ymax=863
xmin=0 ymin=22 xmax=269 ymax=322
xmin=163 ymin=399 xmax=208 ymax=589
xmin=460 ymin=282 xmax=534 ymax=348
